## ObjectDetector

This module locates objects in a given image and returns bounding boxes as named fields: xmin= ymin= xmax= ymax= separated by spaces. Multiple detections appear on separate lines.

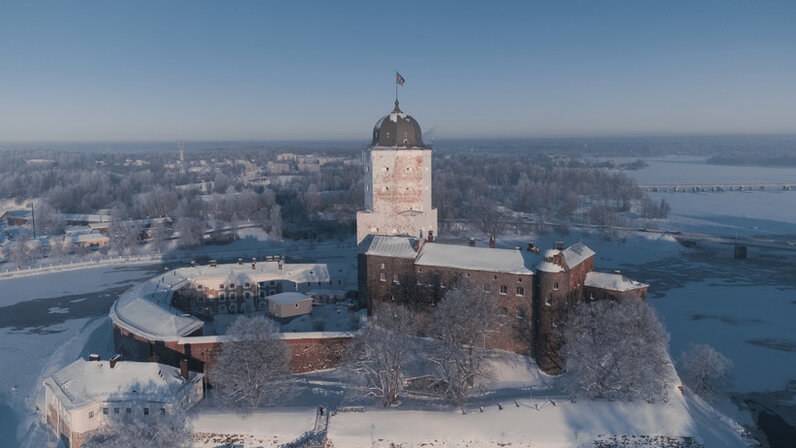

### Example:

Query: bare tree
xmin=209 ymin=315 xmax=292 ymax=408
xmin=677 ymin=344 xmax=733 ymax=400
xmin=82 ymin=405 xmax=192 ymax=448
xmin=429 ymin=289 xmax=500 ymax=408
xmin=347 ymin=303 xmax=417 ymax=406
xmin=560 ymin=299 xmax=671 ymax=401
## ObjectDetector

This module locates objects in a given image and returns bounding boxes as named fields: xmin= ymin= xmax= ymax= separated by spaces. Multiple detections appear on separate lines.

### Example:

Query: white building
xmin=356 ymin=100 xmax=438 ymax=244
xmin=267 ymin=291 xmax=313 ymax=319
xmin=43 ymin=357 xmax=203 ymax=447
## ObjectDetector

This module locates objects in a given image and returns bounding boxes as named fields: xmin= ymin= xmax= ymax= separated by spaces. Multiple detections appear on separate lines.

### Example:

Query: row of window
xmin=89 ymin=407 xmax=165 ymax=419
xmin=380 ymin=272 xmax=527 ymax=297
xmin=203 ymin=279 xmax=342 ymax=291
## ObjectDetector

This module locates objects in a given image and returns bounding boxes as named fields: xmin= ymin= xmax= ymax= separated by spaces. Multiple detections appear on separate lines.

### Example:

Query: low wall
xmin=113 ymin=323 xmax=352 ymax=379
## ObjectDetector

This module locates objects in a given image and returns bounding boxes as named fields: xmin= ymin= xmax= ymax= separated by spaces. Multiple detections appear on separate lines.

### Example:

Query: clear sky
xmin=2 ymin=0 xmax=796 ymax=143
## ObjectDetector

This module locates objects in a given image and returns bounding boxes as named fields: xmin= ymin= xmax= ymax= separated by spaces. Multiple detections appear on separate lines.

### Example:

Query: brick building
xmin=355 ymin=101 xmax=648 ymax=374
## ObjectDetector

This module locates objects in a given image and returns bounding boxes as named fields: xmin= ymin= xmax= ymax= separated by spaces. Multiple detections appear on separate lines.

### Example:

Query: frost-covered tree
xmin=429 ymin=289 xmax=500 ymax=408
xmin=34 ymin=201 xmax=65 ymax=236
xmin=348 ymin=303 xmax=417 ymax=406
xmin=175 ymin=217 xmax=204 ymax=248
xmin=560 ymin=299 xmax=671 ymax=401
xmin=150 ymin=221 xmax=171 ymax=253
xmin=678 ymin=344 xmax=733 ymax=400
xmin=209 ymin=316 xmax=292 ymax=408
xmin=82 ymin=406 xmax=192 ymax=448
xmin=9 ymin=232 xmax=32 ymax=268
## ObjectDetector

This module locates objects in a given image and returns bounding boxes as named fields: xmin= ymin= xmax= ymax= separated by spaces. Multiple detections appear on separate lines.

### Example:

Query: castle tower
xmin=356 ymin=100 xmax=438 ymax=244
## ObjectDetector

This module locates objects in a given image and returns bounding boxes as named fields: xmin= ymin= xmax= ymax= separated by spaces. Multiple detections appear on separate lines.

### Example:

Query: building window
xmin=380 ymin=272 xmax=386 ymax=282
xmin=483 ymin=283 xmax=491 ymax=293
xmin=493 ymin=275 xmax=498 ymax=280
xmin=546 ymin=296 xmax=552 ymax=306
xmin=196 ymin=285 xmax=203 ymax=290
xmin=219 ymin=305 xmax=227 ymax=313
xmin=516 ymin=308 xmax=527 ymax=319
xmin=89 ymin=411 xmax=95 ymax=419
xmin=517 ymin=277 xmax=522 ymax=283
xmin=219 ymin=292 xmax=226 ymax=301
xmin=393 ymin=274 xmax=400 ymax=284
xmin=161 ymin=408 xmax=166 ymax=416
xmin=144 ymin=408 xmax=150 ymax=416
xmin=244 ymin=292 xmax=251 ymax=299
xmin=114 ymin=408 xmax=119 ymax=414
xmin=229 ymin=283 xmax=235 ymax=289
xmin=295 ymin=303 xmax=299 ymax=308
xmin=270 ymin=281 xmax=276 ymax=286
xmin=498 ymin=307 xmax=508 ymax=315
xmin=230 ymin=292 xmax=237 ymax=300
xmin=103 ymin=407 xmax=109 ymax=415
xmin=126 ymin=408 xmax=131 ymax=414
xmin=499 ymin=285 xmax=508 ymax=295
xmin=219 ymin=284 xmax=224 ymax=290
xmin=380 ymin=263 xmax=385 ymax=269
xmin=553 ymin=281 xmax=559 ymax=291
xmin=259 ymin=291 xmax=265 ymax=298
xmin=516 ymin=286 xmax=524 ymax=296
xmin=244 ymin=282 xmax=250 ymax=288
xmin=466 ymin=273 xmax=470 ymax=277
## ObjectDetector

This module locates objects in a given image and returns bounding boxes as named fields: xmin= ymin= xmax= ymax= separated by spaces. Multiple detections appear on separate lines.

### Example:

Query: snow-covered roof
xmin=415 ymin=243 xmax=536 ymax=275
xmin=358 ymin=235 xmax=418 ymax=259
xmin=190 ymin=261 xmax=344 ymax=286
xmin=109 ymin=272 xmax=203 ymax=341
xmin=110 ymin=260 xmax=352 ymax=341
xmin=561 ymin=242 xmax=595 ymax=269
xmin=43 ymin=359 xmax=202 ymax=410
xmin=543 ymin=249 xmax=560 ymax=259
xmin=62 ymin=213 xmax=111 ymax=223
xmin=536 ymin=261 xmax=564 ymax=273
xmin=585 ymin=271 xmax=648 ymax=292
xmin=267 ymin=292 xmax=311 ymax=305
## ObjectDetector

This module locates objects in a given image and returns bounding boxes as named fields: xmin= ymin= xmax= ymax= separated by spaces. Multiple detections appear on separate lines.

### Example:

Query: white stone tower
xmin=356 ymin=100 xmax=438 ymax=244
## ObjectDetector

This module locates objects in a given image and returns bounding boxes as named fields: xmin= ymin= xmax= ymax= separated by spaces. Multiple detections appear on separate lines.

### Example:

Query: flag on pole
xmin=396 ymin=71 xmax=405 ymax=85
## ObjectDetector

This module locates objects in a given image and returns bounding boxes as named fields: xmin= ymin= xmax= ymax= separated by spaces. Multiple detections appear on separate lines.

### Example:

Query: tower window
xmin=499 ymin=285 xmax=508 ymax=295
xmin=483 ymin=283 xmax=491 ymax=292
xmin=380 ymin=272 xmax=386 ymax=282
xmin=554 ymin=282 xmax=559 ymax=291
xmin=516 ymin=286 xmax=524 ymax=296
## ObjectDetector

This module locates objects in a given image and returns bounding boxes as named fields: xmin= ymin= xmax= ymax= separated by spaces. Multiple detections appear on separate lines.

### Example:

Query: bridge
xmin=638 ymin=183 xmax=793 ymax=192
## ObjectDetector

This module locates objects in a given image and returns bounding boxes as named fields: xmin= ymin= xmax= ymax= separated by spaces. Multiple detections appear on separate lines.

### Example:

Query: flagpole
xmin=395 ymin=69 xmax=398 ymax=104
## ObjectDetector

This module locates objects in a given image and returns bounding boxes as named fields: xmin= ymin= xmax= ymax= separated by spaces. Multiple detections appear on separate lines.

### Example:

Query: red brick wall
xmin=114 ymin=323 xmax=352 ymax=381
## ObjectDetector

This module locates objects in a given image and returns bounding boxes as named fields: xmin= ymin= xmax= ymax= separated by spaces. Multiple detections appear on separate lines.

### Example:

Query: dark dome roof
xmin=372 ymin=100 xmax=426 ymax=148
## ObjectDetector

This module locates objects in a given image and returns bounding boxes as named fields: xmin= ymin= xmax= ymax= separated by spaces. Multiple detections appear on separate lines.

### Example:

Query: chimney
xmin=237 ymin=258 xmax=243 ymax=265
xmin=614 ymin=270 xmax=621 ymax=275
xmin=89 ymin=354 xmax=100 ymax=361
xmin=190 ymin=260 xmax=196 ymax=268
xmin=469 ymin=238 xmax=475 ymax=247
xmin=489 ymin=236 xmax=496 ymax=248
xmin=427 ymin=230 xmax=434 ymax=243
xmin=515 ymin=246 xmax=522 ymax=250
xmin=180 ymin=359 xmax=189 ymax=381
xmin=110 ymin=354 xmax=121 ymax=369
xmin=556 ymin=241 xmax=565 ymax=250
xmin=278 ymin=257 xmax=284 ymax=271
xmin=210 ymin=260 xmax=217 ymax=267
xmin=527 ymin=242 xmax=534 ymax=251
xmin=252 ymin=257 xmax=257 ymax=264
xmin=413 ymin=239 xmax=420 ymax=252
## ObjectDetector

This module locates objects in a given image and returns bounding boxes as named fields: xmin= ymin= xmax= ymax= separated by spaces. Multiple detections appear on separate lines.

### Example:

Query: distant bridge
xmin=638 ymin=183 xmax=793 ymax=192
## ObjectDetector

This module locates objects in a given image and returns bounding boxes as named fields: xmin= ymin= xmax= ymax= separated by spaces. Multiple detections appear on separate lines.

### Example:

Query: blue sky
xmin=2 ymin=1 xmax=795 ymax=142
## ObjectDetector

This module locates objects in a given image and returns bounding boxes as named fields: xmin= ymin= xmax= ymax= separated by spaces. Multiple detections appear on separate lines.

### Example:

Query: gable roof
xmin=415 ymin=242 xmax=536 ymax=274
